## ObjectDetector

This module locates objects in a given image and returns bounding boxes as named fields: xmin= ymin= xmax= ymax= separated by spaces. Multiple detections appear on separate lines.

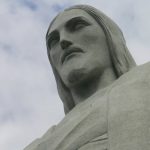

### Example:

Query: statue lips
xmin=61 ymin=47 xmax=84 ymax=64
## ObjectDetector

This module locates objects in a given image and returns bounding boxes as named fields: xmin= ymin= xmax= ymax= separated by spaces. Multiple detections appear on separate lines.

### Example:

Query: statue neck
xmin=70 ymin=68 xmax=117 ymax=105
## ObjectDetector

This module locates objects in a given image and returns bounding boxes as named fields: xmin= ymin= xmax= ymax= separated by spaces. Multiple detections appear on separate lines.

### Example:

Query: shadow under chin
xmin=67 ymin=68 xmax=88 ymax=87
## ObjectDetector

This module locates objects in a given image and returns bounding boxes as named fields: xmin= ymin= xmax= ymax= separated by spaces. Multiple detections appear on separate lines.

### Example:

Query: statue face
xmin=47 ymin=9 xmax=112 ymax=87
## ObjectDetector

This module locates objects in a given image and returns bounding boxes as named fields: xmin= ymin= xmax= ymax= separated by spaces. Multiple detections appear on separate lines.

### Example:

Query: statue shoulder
xmin=23 ymin=125 xmax=56 ymax=150
xmin=112 ymin=62 xmax=150 ymax=87
xmin=131 ymin=61 xmax=150 ymax=82
xmin=138 ymin=61 xmax=150 ymax=74
xmin=107 ymin=62 xmax=150 ymax=150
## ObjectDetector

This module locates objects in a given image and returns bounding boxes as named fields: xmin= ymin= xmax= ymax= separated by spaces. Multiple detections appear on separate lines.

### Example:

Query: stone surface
xmin=24 ymin=4 xmax=150 ymax=150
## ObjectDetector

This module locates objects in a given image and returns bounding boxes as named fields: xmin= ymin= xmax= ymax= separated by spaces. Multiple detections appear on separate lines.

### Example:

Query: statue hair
xmin=46 ymin=5 xmax=136 ymax=114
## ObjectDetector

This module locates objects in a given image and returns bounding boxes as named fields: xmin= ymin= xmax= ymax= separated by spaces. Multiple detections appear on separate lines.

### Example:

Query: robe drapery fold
xmin=108 ymin=62 xmax=150 ymax=150
xmin=24 ymin=62 xmax=150 ymax=150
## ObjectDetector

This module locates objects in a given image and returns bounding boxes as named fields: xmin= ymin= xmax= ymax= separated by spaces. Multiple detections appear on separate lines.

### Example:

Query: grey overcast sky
xmin=1 ymin=0 xmax=150 ymax=150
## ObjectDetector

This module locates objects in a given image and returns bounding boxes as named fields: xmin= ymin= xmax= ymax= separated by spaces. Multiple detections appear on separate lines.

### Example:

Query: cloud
xmin=0 ymin=1 xmax=66 ymax=149
xmin=21 ymin=0 xmax=38 ymax=11
xmin=1 ymin=0 xmax=150 ymax=150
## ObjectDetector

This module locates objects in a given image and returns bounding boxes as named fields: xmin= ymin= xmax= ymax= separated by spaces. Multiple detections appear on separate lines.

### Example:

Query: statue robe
xmin=24 ymin=62 xmax=150 ymax=150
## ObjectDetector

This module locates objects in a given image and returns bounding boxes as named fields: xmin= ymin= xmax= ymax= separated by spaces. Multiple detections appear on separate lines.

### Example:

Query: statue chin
xmin=66 ymin=68 xmax=88 ymax=87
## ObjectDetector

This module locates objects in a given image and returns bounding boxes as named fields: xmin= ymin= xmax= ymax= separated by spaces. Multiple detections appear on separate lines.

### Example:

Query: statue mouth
xmin=61 ymin=47 xmax=84 ymax=64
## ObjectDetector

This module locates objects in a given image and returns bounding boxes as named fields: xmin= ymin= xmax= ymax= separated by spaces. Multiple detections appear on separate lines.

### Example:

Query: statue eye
xmin=49 ymin=39 xmax=58 ymax=48
xmin=47 ymin=33 xmax=60 ymax=49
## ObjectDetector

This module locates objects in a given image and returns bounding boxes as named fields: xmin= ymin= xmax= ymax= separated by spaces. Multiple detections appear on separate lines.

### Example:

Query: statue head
xmin=46 ymin=5 xmax=136 ymax=114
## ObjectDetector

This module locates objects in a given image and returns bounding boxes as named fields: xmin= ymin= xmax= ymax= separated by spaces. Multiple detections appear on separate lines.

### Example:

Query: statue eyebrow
xmin=47 ymin=16 xmax=91 ymax=38
xmin=65 ymin=16 xmax=91 ymax=27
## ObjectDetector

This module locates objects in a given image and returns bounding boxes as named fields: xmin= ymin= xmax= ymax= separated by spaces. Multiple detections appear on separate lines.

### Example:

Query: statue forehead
xmin=48 ymin=9 xmax=98 ymax=35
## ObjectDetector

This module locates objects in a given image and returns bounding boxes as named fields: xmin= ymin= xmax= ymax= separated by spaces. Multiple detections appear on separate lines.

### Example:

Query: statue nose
xmin=60 ymin=40 xmax=72 ymax=50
